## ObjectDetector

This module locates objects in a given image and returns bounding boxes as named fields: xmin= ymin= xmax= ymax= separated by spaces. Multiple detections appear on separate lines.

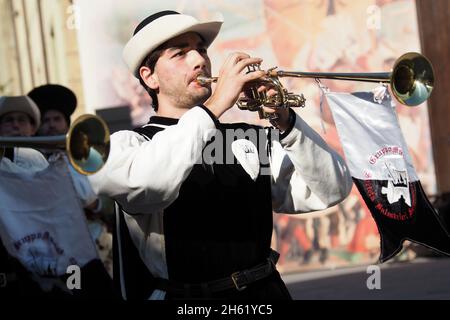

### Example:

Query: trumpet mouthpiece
xmin=196 ymin=76 xmax=216 ymax=84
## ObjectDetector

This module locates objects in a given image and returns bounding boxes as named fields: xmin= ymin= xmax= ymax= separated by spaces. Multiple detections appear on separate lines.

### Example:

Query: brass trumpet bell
xmin=390 ymin=52 xmax=434 ymax=106
xmin=0 ymin=114 xmax=110 ymax=175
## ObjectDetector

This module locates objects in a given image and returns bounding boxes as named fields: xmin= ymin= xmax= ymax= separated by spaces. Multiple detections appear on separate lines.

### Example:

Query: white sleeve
xmin=270 ymin=112 xmax=352 ymax=213
xmin=88 ymin=106 xmax=217 ymax=214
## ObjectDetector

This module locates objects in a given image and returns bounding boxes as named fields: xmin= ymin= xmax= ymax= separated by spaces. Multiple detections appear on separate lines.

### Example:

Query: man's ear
xmin=140 ymin=66 xmax=159 ymax=90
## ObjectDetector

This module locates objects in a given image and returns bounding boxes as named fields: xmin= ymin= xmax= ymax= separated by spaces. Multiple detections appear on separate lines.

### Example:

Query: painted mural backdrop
xmin=76 ymin=0 xmax=435 ymax=273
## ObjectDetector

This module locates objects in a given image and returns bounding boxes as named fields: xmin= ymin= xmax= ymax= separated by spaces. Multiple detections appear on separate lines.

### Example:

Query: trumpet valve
xmin=286 ymin=93 xmax=306 ymax=108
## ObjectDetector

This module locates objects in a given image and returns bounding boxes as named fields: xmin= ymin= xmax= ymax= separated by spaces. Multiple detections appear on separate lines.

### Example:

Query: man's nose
xmin=187 ymin=49 xmax=207 ymax=70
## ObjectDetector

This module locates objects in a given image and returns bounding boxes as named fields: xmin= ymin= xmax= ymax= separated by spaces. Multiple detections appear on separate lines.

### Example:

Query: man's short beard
xmin=168 ymin=87 xmax=212 ymax=109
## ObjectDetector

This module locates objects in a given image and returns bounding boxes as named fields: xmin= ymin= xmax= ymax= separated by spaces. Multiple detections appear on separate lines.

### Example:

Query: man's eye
xmin=173 ymin=51 xmax=185 ymax=57
xmin=198 ymin=48 xmax=207 ymax=54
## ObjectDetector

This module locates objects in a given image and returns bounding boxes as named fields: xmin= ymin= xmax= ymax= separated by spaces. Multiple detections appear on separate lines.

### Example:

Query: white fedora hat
xmin=0 ymin=96 xmax=41 ymax=128
xmin=123 ymin=10 xmax=223 ymax=77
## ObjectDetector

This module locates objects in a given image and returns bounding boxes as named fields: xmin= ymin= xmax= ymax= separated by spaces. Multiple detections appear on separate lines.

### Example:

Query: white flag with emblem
xmin=326 ymin=90 xmax=450 ymax=262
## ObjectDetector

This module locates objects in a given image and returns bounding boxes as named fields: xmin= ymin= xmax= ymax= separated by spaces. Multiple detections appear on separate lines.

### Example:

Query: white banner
xmin=325 ymin=90 xmax=418 ymax=183
xmin=0 ymin=158 xmax=98 ymax=291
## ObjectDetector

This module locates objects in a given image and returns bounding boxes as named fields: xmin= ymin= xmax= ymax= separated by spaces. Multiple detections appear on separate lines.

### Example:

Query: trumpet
xmin=0 ymin=114 xmax=110 ymax=175
xmin=197 ymin=52 xmax=434 ymax=119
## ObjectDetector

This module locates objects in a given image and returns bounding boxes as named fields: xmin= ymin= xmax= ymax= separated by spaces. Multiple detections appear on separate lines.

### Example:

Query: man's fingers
xmin=264 ymin=88 xmax=278 ymax=96
xmin=231 ymin=52 xmax=251 ymax=64
xmin=243 ymin=69 xmax=266 ymax=82
xmin=261 ymin=106 xmax=277 ymax=114
xmin=235 ymin=57 xmax=263 ymax=73
xmin=220 ymin=52 xmax=250 ymax=73
xmin=257 ymin=85 xmax=268 ymax=93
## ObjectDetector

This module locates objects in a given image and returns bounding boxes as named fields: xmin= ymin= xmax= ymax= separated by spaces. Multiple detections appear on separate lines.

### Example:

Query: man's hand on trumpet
xmin=244 ymin=83 xmax=292 ymax=132
xmin=203 ymin=53 xmax=265 ymax=119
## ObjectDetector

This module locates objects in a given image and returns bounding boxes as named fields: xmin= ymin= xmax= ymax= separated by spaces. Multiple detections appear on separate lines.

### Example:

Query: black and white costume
xmin=90 ymin=106 xmax=352 ymax=300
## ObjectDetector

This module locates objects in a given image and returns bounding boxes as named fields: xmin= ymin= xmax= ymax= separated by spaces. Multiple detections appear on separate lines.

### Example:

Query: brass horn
xmin=0 ymin=114 xmax=110 ymax=175
xmin=197 ymin=52 xmax=434 ymax=119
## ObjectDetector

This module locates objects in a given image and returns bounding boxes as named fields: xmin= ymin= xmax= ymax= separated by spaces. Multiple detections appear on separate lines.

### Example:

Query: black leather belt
xmin=154 ymin=250 xmax=279 ymax=296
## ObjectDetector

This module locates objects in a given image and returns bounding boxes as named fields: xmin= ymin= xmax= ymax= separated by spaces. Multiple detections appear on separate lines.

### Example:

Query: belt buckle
xmin=231 ymin=272 xmax=247 ymax=291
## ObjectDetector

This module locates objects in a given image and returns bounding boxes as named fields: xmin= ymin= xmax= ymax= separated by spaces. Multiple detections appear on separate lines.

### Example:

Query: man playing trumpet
xmin=90 ymin=10 xmax=352 ymax=300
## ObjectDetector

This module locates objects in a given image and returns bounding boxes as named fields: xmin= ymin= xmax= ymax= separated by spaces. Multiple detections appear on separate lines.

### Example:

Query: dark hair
xmin=133 ymin=11 xmax=182 ymax=112
xmin=138 ymin=46 xmax=164 ymax=111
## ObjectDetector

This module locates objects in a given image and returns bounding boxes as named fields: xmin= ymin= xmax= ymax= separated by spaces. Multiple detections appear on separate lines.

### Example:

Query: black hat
xmin=28 ymin=84 xmax=77 ymax=126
